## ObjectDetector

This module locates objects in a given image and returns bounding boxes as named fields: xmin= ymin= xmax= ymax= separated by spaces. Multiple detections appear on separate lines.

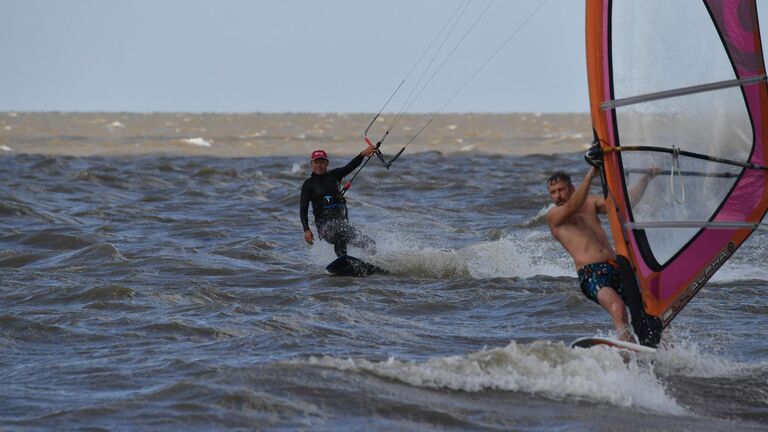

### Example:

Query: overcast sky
xmin=1 ymin=1 xmax=767 ymax=113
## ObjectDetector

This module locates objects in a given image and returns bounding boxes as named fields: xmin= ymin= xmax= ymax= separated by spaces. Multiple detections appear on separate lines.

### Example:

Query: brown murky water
xmin=1 ymin=112 xmax=766 ymax=431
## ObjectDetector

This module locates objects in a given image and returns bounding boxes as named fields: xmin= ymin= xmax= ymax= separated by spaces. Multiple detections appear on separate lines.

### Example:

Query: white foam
xmin=378 ymin=248 xmax=468 ymax=278
xmin=392 ymin=225 xmax=569 ymax=278
xmin=183 ymin=137 xmax=212 ymax=147
xmin=305 ymin=241 xmax=341 ymax=271
xmin=463 ymin=233 xmax=572 ymax=278
xmin=3 ymin=125 xmax=12 ymax=131
xmin=651 ymin=331 xmax=768 ymax=378
xmin=106 ymin=121 xmax=125 ymax=129
xmin=305 ymin=223 xmax=572 ymax=279
xmin=290 ymin=163 xmax=303 ymax=175
xmin=304 ymin=340 xmax=685 ymax=415
xmin=1 ymin=145 xmax=12 ymax=152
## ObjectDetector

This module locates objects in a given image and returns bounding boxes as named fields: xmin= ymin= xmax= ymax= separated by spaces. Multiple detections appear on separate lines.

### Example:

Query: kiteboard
xmin=571 ymin=336 xmax=657 ymax=354
xmin=325 ymin=255 xmax=387 ymax=277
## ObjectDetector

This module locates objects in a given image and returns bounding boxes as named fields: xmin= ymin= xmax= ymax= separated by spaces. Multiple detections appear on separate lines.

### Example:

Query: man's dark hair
xmin=547 ymin=172 xmax=572 ymax=186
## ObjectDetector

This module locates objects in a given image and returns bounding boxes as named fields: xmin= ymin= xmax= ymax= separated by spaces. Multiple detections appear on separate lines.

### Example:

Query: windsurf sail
xmin=586 ymin=0 xmax=768 ymax=346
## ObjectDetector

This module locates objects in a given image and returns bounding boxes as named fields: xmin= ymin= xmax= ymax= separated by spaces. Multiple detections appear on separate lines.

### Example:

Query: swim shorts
xmin=577 ymin=260 xmax=625 ymax=304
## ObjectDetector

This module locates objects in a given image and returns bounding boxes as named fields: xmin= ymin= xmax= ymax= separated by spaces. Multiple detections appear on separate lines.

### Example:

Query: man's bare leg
xmin=596 ymin=287 xmax=634 ymax=342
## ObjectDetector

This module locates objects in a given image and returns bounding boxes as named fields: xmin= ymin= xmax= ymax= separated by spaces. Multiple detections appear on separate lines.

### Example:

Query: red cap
xmin=311 ymin=149 xmax=328 ymax=161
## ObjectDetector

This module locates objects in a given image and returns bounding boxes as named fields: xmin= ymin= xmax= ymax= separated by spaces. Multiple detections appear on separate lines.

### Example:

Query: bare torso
xmin=548 ymin=195 xmax=615 ymax=269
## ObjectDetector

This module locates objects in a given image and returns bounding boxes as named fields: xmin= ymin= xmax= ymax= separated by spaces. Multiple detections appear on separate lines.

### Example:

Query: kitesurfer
xmin=300 ymin=146 xmax=378 ymax=257
xmin=546 ymin=166 xmax=658 ymax=342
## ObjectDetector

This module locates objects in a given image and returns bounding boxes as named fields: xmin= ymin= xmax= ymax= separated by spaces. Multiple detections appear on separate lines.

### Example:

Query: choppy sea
xmin=1 ymin=113 xmax=766 ymax=431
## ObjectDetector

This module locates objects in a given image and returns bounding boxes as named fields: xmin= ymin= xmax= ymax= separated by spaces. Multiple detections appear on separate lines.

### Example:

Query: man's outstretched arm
xmin=331 ymin=145 xmax=378 ymax=179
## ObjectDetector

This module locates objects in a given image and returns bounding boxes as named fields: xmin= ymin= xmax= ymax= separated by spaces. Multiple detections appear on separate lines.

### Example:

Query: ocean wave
xmin=0 ymin=315 xmax=68 ymax=342
xmin=72 ymin=170 xmax=127 ymax=188
xmin=136 ymin=320 xmax=241 ymax=340
xmin=0 ymin=251 xmax=44 ymax=268
xmin=183 ymin=137 xmax=212 ymax=147
xmin=25 ymin=243 xmax=127 ymax=270
xmin=193 ymin=167 xmax=239 ymax=178
xmin=0 ymin=200 xmax=51 ymax=220
xmin=19 ymin=231 xmax=94 ymax=250
xmin=76 ymin=284 xmax=137 ymax=302
xmin=652 ymin=334 xmax=768 ymax=378
xmin=302 ymin=340 xmax=685 ymax=415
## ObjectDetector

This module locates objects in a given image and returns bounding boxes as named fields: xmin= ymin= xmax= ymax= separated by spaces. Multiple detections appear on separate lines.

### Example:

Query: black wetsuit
xmin=300 ymin=154 xmax=375 ymax=257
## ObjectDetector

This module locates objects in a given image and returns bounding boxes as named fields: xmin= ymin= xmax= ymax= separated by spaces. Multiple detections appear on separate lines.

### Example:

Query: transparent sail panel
xmin=621 ymin=155 xmax=743 ymax=264
xmin=612 ymin=0 xmax=736 ymax=98
xmin=610 ymin=0 xmax=755 ymax=265
xmin=615 ymin=88 xmax=752 ymax=158
xmin=615 ymin=87 xmax=751 ymax=264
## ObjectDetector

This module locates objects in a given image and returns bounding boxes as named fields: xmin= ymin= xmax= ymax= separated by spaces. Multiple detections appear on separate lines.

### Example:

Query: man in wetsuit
xmin=300 ymin=146 xmax=378 ymax=257
xmin=546 ymin=166 xmax=657 ymax=342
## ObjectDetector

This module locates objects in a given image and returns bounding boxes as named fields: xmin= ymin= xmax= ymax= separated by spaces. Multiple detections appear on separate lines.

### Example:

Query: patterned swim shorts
xmin=577 ymin=260 xmax=625 ymax=304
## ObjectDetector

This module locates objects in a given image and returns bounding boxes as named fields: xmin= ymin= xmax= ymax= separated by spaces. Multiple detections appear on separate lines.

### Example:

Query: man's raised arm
xmin=332 ymin=146 xmax=378 ymax=180
xmin=547 ymin=167 xmax=599 ymax=227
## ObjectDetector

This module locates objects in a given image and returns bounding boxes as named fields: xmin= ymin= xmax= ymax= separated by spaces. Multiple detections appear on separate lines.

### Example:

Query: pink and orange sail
xmin=586 ymin=0 xmax=768 ymax=346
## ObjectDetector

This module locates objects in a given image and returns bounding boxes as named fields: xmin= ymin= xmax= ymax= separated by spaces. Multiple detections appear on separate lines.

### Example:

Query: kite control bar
xmin=364 ymin=136 xmax=406 ymax=170
xmin=364 ymin=136 xmax=389 ymax=168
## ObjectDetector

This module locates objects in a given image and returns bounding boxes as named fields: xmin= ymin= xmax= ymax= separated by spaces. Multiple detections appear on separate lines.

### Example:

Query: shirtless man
xmin=547 ymin=167 xmax=632 ymax=341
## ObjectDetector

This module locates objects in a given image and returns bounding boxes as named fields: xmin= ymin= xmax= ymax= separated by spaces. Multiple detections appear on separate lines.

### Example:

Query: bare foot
xmin=617 ymin=326 xmax=637 ymax=343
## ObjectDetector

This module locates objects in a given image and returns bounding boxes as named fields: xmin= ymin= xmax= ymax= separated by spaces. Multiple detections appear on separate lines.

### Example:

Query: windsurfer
xmin=300 ymin=146 xmax=378 ymax=257
xmin=546 ymin=166 xmax=658 ymax=342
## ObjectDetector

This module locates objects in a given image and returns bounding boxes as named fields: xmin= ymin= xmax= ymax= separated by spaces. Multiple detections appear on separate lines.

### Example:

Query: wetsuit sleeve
xmin=300 ymin=181 xmax=311 ymax=231
xmin=330 ymin=153 xmax=365 ymax=180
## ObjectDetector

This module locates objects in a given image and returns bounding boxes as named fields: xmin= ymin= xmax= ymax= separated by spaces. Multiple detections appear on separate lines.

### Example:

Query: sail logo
xmin=689 ymin=242 xmax=735 ymax=292
xmin=663 ymin=242 xmax=735 ymax=323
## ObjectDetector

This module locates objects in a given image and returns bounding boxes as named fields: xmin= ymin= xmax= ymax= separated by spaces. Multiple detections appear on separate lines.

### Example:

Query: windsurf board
xmin=570 ymin=336 xmax=657 ymax=354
